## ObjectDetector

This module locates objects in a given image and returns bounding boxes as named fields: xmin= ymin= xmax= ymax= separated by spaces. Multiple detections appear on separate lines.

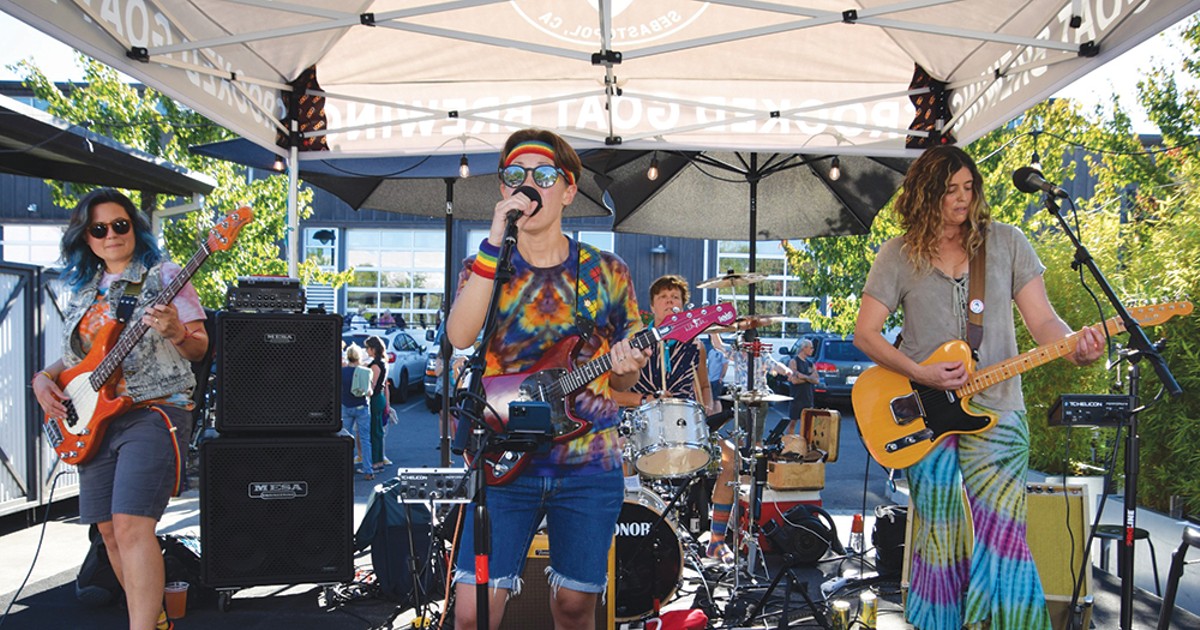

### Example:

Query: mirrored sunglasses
xmin=88 ymin=219 xmax=132 ymax=239
xmin=499 ymin=164 xmax=566 ymax=189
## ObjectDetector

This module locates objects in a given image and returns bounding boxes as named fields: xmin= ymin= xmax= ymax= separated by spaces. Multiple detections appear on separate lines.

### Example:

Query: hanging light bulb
xmin=272 ymin=156 xmax=285 ymax=172
xmin=1030 ymin=149 xmax=1042 ymax=172
xmin=459 ymin=154 xmax=470 ymax=178
xmin=828 ymin=156 xmax=841 ymax=181
xmin=647 ymin=153 xmax=660 ymax=181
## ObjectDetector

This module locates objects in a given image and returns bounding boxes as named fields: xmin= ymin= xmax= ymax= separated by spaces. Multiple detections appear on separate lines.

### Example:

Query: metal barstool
xmin=1094 ymin=524 xmax=1161 ymax=596
xmin=1156 ymin=524 xmax=1200 ymax=630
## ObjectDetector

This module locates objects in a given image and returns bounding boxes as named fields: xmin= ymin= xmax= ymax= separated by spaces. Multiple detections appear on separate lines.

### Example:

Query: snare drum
xmin=614 ymin=488 xmax=683 ymax=621
xmin=628 ymin=398 xmax=715 ymax=478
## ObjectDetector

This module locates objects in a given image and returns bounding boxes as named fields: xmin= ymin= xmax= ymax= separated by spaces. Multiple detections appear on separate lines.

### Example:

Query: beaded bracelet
xmin=31 ymin=370 xmax=52 ymax=385
xmin=472 ymin=238 xmax=500 ymax=280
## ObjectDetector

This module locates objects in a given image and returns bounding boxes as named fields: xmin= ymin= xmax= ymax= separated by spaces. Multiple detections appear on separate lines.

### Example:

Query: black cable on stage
xmin=0 ymin=470 xmax=66 ymax=628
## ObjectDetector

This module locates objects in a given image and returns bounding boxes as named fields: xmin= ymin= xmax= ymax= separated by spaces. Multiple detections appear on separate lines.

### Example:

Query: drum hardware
xmin=697 ymin=270 xmax=767 ymax=289
xmin=719 ymin=391 xmax=793 ymax=404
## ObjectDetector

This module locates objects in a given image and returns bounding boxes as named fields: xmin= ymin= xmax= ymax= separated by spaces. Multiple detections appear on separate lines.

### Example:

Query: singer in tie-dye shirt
xmin=855 ymin=146 xmax=1103 ymax=630
xmin=446 ymin=129 xmax=650 ymax=629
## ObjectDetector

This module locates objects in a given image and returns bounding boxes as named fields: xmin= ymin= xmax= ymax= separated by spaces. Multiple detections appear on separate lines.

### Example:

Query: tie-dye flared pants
xmin=905 ymin=406 xmax=1051 ymax=630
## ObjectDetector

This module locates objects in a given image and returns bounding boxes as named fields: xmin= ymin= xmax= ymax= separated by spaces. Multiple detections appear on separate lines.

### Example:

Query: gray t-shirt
xmin=862 ymin=223 xmax=1045 ymax=411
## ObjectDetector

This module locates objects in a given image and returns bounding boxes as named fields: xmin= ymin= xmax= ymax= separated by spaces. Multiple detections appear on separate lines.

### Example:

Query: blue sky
xmin=0 ymin=13 xmax=1194 ymax=135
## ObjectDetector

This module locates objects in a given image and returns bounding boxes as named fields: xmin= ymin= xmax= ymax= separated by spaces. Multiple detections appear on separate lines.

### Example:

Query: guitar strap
xmin=574 ymin=239 xmax=601 ymax=341
xmin=966 ymin=235 xmax=987 ymax=357
xmin=114 ymin=280 xmax=143 ymax=324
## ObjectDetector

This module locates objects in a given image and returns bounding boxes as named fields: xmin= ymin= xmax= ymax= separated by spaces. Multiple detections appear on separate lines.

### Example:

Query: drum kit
xmin=612 ymin=270 xmax=800 ymax=622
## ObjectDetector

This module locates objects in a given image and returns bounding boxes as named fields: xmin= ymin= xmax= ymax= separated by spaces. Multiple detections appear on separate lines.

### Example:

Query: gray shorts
xmin=78 ymin=406 xmax=190 ymax=524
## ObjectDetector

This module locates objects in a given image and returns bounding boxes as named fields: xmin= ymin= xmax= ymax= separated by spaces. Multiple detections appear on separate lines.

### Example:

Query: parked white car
xmin=343 ymin=327 xmax=428 ymax=402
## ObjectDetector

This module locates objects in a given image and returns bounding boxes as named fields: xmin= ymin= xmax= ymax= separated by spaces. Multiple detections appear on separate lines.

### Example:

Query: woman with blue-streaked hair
xmin=31 ymin=188 xmax=207 ymax=630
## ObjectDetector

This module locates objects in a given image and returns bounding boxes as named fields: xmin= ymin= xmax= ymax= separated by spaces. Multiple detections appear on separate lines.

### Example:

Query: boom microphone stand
xmin=451 ymin=205 xmax=525 ymax=630
xmin=1040 ymin=192 xmax=1182 ymax=630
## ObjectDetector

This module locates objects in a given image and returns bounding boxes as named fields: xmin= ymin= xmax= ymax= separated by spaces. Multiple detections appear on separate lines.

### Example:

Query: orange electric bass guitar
xmin=467 ymin=302 xmax=738 ymax=486
xmin=852 ymin=301 xmax=1192 ymax=470
xmin=44 ymin=207 xmax=253 ymax=466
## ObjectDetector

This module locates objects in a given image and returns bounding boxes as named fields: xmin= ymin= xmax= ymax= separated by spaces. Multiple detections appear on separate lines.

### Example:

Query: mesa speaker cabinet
xmin=215 ymin=311 xmax=341 ymax=433
xmin=497 ymin=533 xmax=614 ymax=630
xmin=902 ymin=484 xmax=1093 ymax=630
xmin=200 ymin=435 xmax=353 ymax=587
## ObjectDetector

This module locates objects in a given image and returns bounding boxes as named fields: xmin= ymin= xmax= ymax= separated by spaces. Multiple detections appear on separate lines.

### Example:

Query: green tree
xmin=783 ymin=16 xmax=1200 ymax=513
xmin=13 ymin=55 xmax=351 ymax=307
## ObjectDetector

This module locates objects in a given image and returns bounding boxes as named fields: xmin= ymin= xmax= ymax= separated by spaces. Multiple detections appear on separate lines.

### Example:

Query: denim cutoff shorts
xmin=78 ymin=405 xmax=189 ymax=524
xmin=453 ymin=467 xmax=623 ymax=594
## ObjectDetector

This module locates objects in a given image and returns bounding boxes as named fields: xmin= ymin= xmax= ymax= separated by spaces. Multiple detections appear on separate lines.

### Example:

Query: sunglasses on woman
xmin=88 ymin=219 xmax=132 ymax=239
xmin=499 ymin=164 xmax=567 ymax=189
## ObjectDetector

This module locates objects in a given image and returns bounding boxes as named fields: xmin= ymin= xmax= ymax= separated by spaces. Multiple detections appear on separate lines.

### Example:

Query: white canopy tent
xmin=3 ymin=0 xmax=1196 ymax=271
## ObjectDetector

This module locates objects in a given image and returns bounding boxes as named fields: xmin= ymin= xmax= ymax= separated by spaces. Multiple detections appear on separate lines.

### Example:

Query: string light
xmin=647 ymin=153 xmax=659 ymax=181
xmin=828 ymin=156 xmax=841 ymax=181
xmin=459 ymin=154 xmax=470 ymax=178
xmin=272 ymin=156 xmax=286 ymax=172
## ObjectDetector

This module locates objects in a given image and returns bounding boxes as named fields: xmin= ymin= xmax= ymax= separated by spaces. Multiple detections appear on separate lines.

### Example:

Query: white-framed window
xmin=714 ymin=239 xmax=818 ymax=336
xmin=1 ymin=224 xmax=63 ymax=265
xmin=344 ymin=228 xmax=444 ymax=328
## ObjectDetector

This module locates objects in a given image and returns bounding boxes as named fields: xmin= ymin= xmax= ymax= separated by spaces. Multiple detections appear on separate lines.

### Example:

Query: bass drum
xmin=613 ymin=488 xmax=683 ymax=621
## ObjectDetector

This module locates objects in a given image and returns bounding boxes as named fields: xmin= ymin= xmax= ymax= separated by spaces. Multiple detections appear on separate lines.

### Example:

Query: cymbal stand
xmin=723 ymin=392 xmax=769 ymax=596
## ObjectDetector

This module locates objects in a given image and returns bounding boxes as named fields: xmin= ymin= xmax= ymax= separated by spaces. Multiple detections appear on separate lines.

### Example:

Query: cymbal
xmin=696 ymin=271 xmax=767 ymax=289
xmin=707 ymin=314 xmax=786 ymax=334
xmin=719 ymin=391 xmax=793 ymax=403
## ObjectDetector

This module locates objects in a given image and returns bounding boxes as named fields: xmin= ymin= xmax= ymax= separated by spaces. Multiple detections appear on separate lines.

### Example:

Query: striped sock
xmin=709 ymin=502 xmax=732 ymax=549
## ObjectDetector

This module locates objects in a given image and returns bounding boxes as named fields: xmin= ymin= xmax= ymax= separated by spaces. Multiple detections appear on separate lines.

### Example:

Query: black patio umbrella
xmin=609 ymin=150 xmax=910 ymax=390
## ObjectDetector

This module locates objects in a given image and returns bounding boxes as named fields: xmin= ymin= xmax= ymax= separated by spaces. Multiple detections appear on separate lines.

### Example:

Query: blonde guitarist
xmin=32 ymin=189 xmax=209 ymax=630
xmin=852 ymin=147 xmax=1102 ymax=630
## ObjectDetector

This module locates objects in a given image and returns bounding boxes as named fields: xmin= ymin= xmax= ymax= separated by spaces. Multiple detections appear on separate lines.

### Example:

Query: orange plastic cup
xmin=164 ymin=581 xmax=189 ymax=619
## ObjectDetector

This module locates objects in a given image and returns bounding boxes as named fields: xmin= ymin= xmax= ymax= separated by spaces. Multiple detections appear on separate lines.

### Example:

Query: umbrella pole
xmin=440 ymin=179 xmax=455 ymax=467
xmin=286 ymin=136 xmax=299 ymax=277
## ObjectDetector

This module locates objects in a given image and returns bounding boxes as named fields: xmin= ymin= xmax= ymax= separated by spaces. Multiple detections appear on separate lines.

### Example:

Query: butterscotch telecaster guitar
xmin=852 ymin=302 xmax=1192 ymax=469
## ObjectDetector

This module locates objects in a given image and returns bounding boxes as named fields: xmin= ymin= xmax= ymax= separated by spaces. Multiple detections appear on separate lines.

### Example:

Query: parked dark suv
xmin=772 ymin=334 xmax=874 ymax=406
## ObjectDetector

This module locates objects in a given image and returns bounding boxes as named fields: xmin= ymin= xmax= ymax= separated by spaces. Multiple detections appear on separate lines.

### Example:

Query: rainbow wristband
xmin=472 ymin=239 xmax=500 ymax=280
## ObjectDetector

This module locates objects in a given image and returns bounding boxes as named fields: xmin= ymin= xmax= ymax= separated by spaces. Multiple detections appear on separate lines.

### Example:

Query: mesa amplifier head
xmin=226 ymin=276 xmax=306 ymax=313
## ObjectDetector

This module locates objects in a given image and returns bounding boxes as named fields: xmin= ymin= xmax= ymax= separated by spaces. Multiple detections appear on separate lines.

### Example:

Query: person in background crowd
xmin=785 ymin=337 xmax=818 ymax=422
xmin=31 ymin=189 xmax=208 ymax=630
xmin=364 ymin=335 xmax=391 ymax=473
xmin=377 ymin=309 xmax=396 ymax=328
xmin=341 ymin=343 xmax=374 ymax=480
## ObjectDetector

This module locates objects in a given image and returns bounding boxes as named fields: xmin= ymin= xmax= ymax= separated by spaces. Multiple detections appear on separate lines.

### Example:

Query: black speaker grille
xmin=200 ymin=435 xmax=353 ymax=587
xmin=216 ymin=312 xmax=341 ymax=433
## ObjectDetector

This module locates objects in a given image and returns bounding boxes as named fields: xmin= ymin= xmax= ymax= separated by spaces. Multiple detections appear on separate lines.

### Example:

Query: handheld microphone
xmin=1012 ymin=166 xmax=1069 ymax=199
xmin=507 ymin=185 xmax=543 ymax=222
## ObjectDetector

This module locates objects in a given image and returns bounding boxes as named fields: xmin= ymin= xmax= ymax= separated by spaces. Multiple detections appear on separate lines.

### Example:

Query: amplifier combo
xmin=392 ymin=467 xmax=471 ymax=503
xmin=1048 ymin=394 xmax=1133 ymax=427
xmin=226 ymin=276 xmax=306 ymax=313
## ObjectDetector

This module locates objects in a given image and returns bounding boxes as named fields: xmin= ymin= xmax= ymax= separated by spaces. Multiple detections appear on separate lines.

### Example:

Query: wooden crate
xmin=767 ymin=460 xmax=825 ymax=490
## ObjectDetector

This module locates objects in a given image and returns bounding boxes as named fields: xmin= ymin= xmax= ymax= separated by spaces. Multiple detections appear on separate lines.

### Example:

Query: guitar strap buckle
xmin=114 ymin=281 xmax=143 ymax=323
xmin=115 ymin=296 xmax=139 ymax=323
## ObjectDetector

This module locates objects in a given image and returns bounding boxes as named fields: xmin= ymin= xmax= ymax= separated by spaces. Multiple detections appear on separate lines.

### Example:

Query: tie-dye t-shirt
xmin=457 ymin=237 xmax=641 ymax=476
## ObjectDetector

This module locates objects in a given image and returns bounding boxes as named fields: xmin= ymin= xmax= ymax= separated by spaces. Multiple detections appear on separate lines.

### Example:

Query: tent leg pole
xmin=287 ymin=124 xmax=300 ymax=278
